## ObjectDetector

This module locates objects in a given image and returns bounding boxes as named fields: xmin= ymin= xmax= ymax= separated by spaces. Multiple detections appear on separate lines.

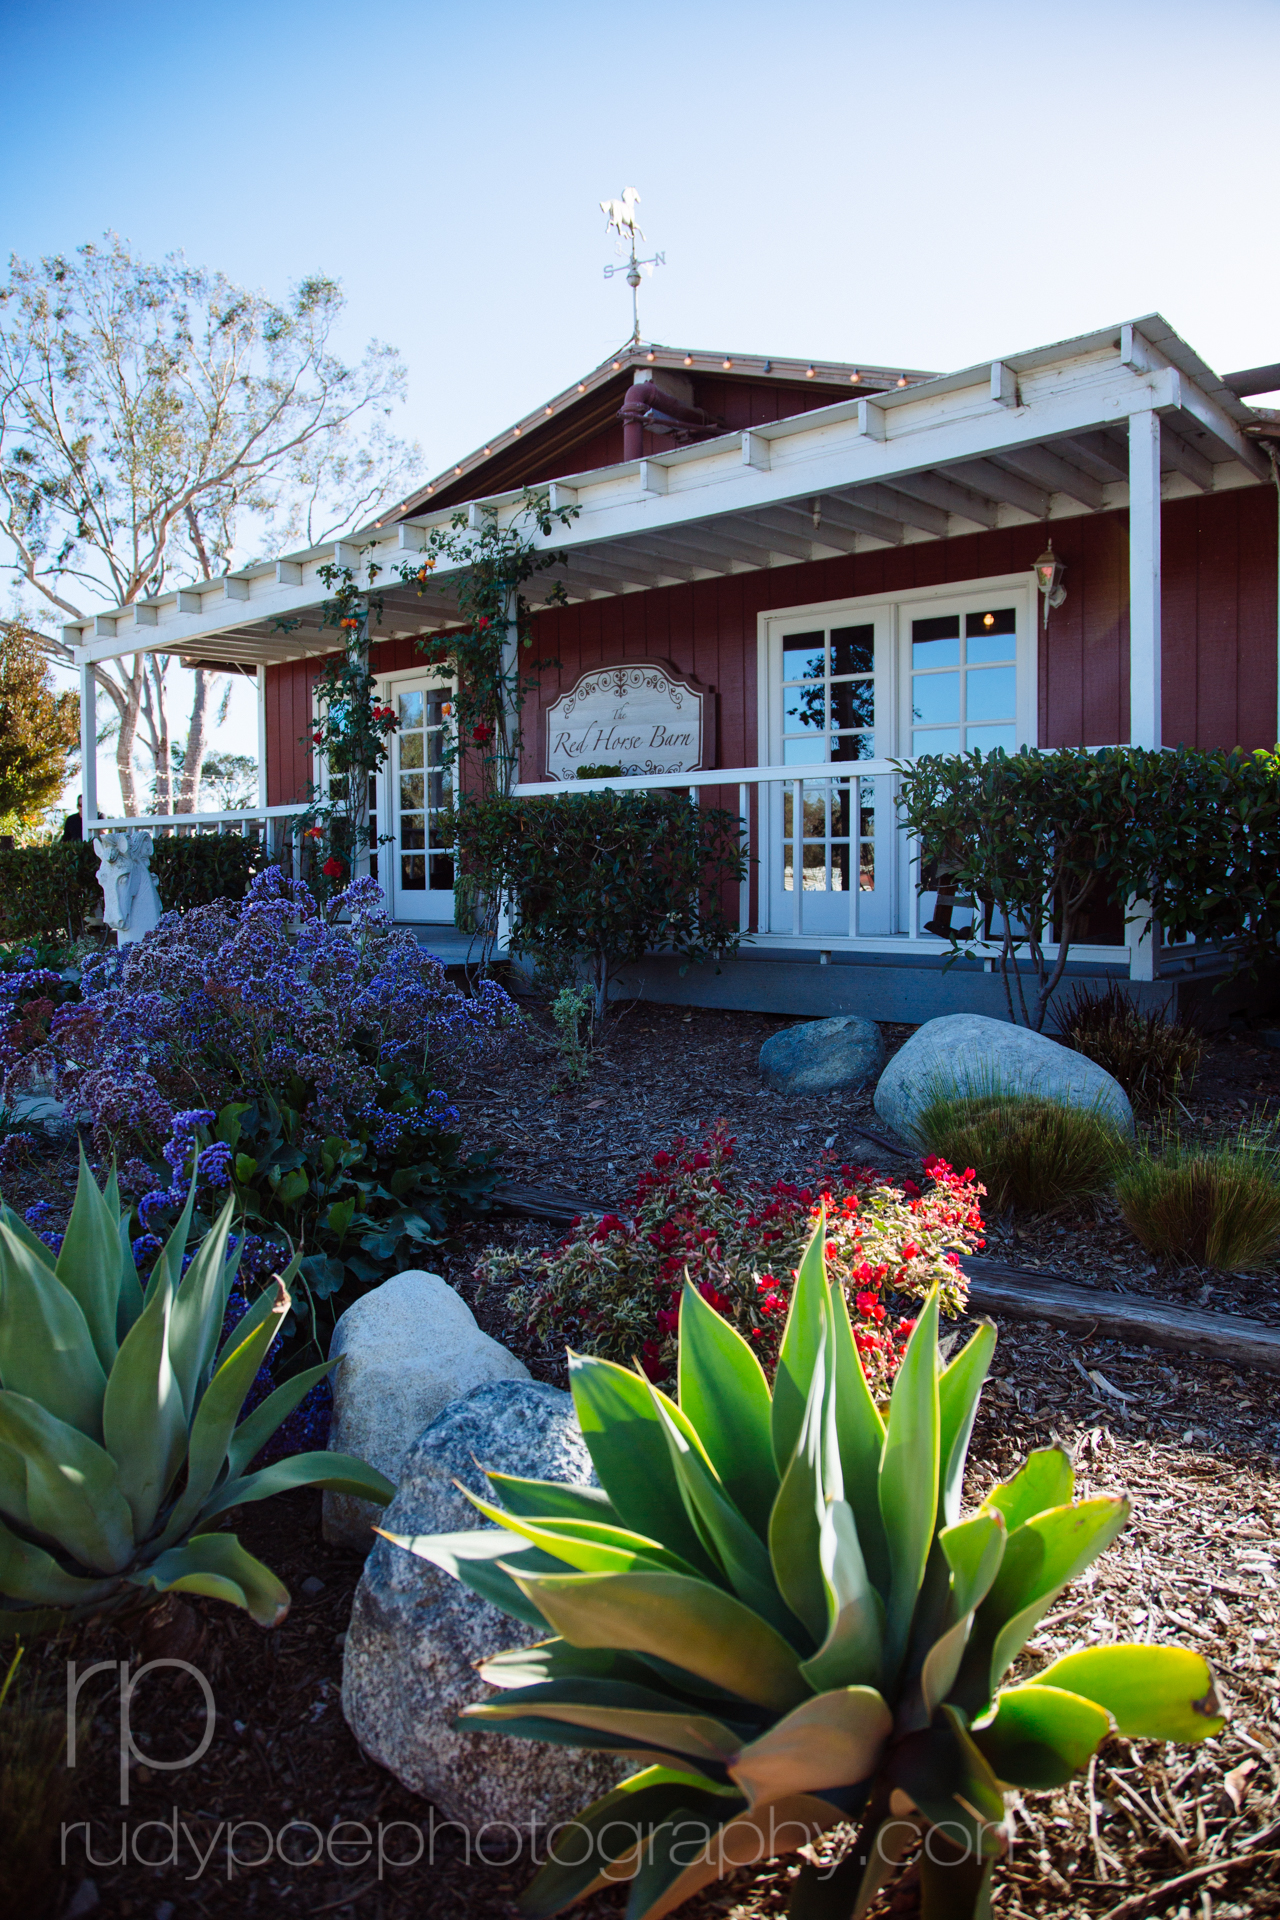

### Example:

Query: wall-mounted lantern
xmin=1034 ymin=540 xmax=1067 ymax=627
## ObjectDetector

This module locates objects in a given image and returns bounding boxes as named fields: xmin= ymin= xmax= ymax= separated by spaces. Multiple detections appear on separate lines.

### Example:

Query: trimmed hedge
xmin=0 ymin=844 xmax=98 ymax=942
xmin=0 ymin=832 xmax=278 ymax=940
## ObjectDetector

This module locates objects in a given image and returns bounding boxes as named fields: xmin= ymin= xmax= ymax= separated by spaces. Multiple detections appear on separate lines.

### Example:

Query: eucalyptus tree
xmin=0 ymin=235 xmax=418 ymax=812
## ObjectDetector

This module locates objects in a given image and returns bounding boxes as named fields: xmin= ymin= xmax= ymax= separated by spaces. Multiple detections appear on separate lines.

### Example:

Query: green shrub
xmin=914 ymin=1088 xmax=1130 ymax=1213
xmin=0 ymin=844 xmax=98 ymax=943
xmin=1055 ymin=982 xmax=1202 ymax=1108
xmin=396 ymin=1215 xmax=1227 ymax=1920
xmin=454 ymin=788 xmax=747 ymax=1016
xmin=1115 ymin=1125 xmax=1280 ymax=1269
xmin=149 ymin=830 xmax=274 ymax=909
xmin=0 ymin=1152 xmax=394 ymax=1636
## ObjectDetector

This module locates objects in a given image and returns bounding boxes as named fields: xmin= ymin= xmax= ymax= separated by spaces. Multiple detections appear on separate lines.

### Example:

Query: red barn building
xmin=69 ymin=317 xmax=1280 ymax=1020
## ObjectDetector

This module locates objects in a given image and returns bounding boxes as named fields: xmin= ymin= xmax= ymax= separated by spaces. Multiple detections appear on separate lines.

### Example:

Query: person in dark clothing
xmin=61 ymin=795 xmax=83 ymax=841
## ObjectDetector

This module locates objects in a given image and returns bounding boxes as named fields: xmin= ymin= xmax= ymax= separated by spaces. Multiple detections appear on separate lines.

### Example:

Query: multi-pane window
xmin=781 ymin=623 xmax=875 ymax=763
xmin=910 ymin=607 xmax=1018 ymax=756
xmin=782 ymin=776 xmax=876 ymax=894
xmin=397 ymin=688 xmax=454 ymax=892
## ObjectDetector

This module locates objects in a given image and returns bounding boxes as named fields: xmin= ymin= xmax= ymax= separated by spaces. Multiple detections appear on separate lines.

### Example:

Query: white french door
xmin=762 ymin=608 xmax=895 ymax=937
xmin=378 ymin=670 xmax=456 ymax=923
xmin=761 ymin=576 xmax=1036 ymax=941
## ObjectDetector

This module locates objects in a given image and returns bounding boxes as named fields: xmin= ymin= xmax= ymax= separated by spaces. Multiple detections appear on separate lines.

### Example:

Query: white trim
xmin=1128 ymin=410 xmax=1163 ymax=748
xmin=255 ymin=666 xmax=268 ymax=810
xmin=79 ymin=659 xmax=98 ymax=830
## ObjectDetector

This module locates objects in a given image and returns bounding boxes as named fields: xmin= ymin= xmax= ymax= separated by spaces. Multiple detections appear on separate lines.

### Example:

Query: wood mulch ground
xmin=8 ymin=999 xmax=1280 ymax=1919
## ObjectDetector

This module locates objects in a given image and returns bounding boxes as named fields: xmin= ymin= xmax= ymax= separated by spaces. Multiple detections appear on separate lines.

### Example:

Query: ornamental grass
xmin=1055 ymin=980 xmax=1203 ymax=1108
xmin=480 ymin=1124 xmax=985 ymax=1395
xmin=0 ymin=1645 xmax=70 ymax=1915
xmin=1114 ymin=1122 xmax=1280 ymax=1269
xmin=913 ymin=1087 xmax=1131 ymax=1215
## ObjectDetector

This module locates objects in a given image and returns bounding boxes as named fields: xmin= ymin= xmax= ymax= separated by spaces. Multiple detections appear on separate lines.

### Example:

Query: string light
xmin=805 ymin=365 xmax=816 ymax=378
xmin=723 ymin=357 xmax=733 ymax=369
xmin=684 ymin=353 xmax=694 ymax=365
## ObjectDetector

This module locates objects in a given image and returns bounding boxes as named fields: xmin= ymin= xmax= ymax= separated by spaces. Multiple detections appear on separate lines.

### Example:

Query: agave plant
xmin=391 ymin=1215 xmax=1226 ymax=1919
xmin=0 ymin=1152 xmax=393 ymax=1634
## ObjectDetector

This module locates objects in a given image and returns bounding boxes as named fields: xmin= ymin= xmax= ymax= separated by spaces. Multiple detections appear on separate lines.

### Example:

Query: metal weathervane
xmin=600 ymin=188 xmax=664 ymax=346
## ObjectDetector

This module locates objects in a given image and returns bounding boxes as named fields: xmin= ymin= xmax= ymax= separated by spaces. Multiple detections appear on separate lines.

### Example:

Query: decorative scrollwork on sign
xmin=545 ymin=661 xmax=712 ymax=782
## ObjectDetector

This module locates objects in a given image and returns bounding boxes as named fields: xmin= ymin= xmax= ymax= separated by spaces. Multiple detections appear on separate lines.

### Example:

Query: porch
xmin=66 ymin=314 xmax=1279 ymax=1021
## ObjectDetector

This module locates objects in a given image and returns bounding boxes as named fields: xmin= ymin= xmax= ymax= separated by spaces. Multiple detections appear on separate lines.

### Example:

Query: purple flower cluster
xmin=34 ymin=870 xmax=518 ymax=1161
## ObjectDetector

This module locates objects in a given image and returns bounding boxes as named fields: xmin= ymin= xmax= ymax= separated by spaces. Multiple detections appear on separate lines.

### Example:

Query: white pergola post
xmin=78 ymin=657 xmax=98 ymax=832
xmin=1128 ymin=408 xmax=1162 ymax=749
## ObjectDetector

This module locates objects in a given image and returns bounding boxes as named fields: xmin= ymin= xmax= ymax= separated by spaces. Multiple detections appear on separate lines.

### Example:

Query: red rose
xmin=322 ymin=856 xmax=345 ymax=878
xmin=472 ymin=722 xmax=493 ymax=744
xmin=312 ymin=731 xmax=324 ymax=745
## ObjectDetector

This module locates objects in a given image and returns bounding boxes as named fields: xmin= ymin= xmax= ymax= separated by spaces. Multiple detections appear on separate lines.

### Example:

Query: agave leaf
xmin=982 ymin=1447 xmax=1073 ymax=1532
xmin=129 ymin=1530 xmax=290 ymax=1627
xmin=767 ymin=1335 xmax=830 ymax=1645
xmin=0 ymin=1430 xmax=33 ymax=1529
xmin=196 ymin=1451 xmax=394 ymax=1526
xmin=625 ymin=1793 xmax=847 ymax=1920
xmin=152 ymin=1280 xmax=289 ymax=1551
xmin=147 ymin=1169 xmax=198 ymax=1304
xmin=878 ymin=1290 xmax=941 ymax=1681
xmin=485 ymin=1472 xmax=618 ymax=1526
xmin=54 ymin=1147 xmax=122 ymax=1373
xmin=728 ymin=1685 xmax=892 ymax=1811
xmin=115 ymin=1211 xmax=145 ymax=1340
xmin=478 ymin=1639 xmax=733 ymax=1700
xmin=916 ymin=1845 xmax=996 ymax=1919
xmin=887 ymin=1708 xmax=1006 ymax=1860
xmin=507 ymin=1568 xmax=810 ymax=1715
xmin=677 ymin=1278 xmax=778 ymax=1539
xmin=916 ymin=1512 xmax=1009 ymax=1723
xmin=168 ymin=1194 xmax=240 ymax=1415
xmin=213 ymin=1267 xmax=292 ymax=1371
xmin=518 ymin=1767 xmax=742 ymax=1919
xmin=568 ymin=1352 xmax=719 ymax=1578
xmin=771 ymin=1213 xmax=830 ymax=1477
xmin=225 ymin=1360 xmax=334 ymax=1477
xmin=846 ymin=1812 xmax=922 ymax=1920
xmin=798 ymin=1497 xmax=885 ymax=1692
xmin=971 ymin=1683 xmax=1111 ymax=1788
xmin=955 ymin=1496 xmax=1130 ymax=1711
xmin=0 ymin=1221 xmax=108 ymax=1439
xmin=937 ymin=1322 xmax=996 ymax=1530
xmin=101 ymin=1257 xmax=187 ymax=1539
xmin=387 ymin=1528 xmax=569 ymax=1630
xmin=0 ymin=1204 xmax=60 ymax=1265
xmin=0 ymin=1391 xmax=134 ymax=1574
xmin=460 ymin=1489 xmax=703 ymax=1579
xmin=461 ymin=1680 xmax=747 ymax=1767
xmin=647 ymin=1385 xmax=794 ymax=1635
xmin=0 ymin=1513 xmax=121 ymax=1606
xmin=827 ymin=1272 xmax=889 ymax=1599
xmin=1033 ymin=1643 xmax=1227 ymax=1742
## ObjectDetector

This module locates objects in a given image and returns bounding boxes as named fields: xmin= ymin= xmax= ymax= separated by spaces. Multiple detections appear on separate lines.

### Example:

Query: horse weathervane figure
xmin=601 ymin=188 xmax=664 ymax=346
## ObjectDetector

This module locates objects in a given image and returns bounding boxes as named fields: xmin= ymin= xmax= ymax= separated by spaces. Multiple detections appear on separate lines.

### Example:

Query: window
xmin=910 ymin=606 xmax=1018 ymax=756
xmin=781 ymin=623 xmax=875 ymax=764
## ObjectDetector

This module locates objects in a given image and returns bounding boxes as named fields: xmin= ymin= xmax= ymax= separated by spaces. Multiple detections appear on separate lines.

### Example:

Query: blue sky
xmin=5 ymin=0 xmax=1280 ymax=800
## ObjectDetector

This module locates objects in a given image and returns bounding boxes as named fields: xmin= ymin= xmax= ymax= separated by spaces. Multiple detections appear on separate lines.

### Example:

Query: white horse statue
xmin=94 ymin=829 xmax=164 ymax=946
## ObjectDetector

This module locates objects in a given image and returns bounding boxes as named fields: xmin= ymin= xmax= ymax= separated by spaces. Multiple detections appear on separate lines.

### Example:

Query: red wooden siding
xmin=263 ymin=488 xmax=1278 ymax=799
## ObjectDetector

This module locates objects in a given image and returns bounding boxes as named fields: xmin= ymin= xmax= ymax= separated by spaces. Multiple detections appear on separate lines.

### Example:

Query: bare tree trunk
xmin=115 ymin=654 xmax=146 ymax=816
xmin=149 ymin=656 xmax=173 ymax=814
xmin=176 ymin=668 xmax=217 ymax=813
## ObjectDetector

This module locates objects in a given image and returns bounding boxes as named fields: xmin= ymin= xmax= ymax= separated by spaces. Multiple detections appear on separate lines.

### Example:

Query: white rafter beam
xmin=940 ymin=458 xmax=1050 ymax=518
xmin=994 ymin=444 xmax=1106 ymax=512
xmin=845 ymin=483 xmax=949 ymax=537
xmin=887 ymin=470 xmax=999 ymax=529
xmin=1160 ymin=424 xmax=1214 ymax=493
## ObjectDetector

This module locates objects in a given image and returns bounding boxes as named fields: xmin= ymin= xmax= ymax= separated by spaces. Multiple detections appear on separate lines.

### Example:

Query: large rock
xmin=342 ymin=1379 xmax=625 ymax=1836
xmin=874 ymin=1013 xmax=1134 ymax=1146
xmin=759 ymin=1015 xmax=885 ymax=1096
xmin=323 ymin=1271 xmax=530 ymax=1551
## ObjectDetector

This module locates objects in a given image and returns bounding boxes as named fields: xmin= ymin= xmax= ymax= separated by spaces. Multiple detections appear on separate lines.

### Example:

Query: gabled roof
xmin=371 ymin=340 xmax=936 ymax=525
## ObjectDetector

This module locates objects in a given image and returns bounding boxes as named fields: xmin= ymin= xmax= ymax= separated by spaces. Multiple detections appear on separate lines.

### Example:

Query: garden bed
xmin=7 ymin=998 xmax=1280 ymax=1919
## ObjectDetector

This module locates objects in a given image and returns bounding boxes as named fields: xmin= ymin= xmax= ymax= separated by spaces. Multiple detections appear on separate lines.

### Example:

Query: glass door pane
xmin=387 ymin=678 xmax=455 ymax=922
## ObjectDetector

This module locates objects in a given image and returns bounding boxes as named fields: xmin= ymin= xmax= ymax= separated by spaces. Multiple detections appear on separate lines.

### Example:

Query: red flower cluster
xmin=471 ymin=722 xmax=494 ymax=745
xmin=321 ymin=856 xmax=345 ymax=878
xmin=372 ymin=703 xmax=397 ymax=729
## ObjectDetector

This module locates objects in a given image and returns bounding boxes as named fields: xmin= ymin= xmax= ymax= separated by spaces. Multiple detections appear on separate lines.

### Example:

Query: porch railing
xmin=510 ymin=763 xmax=1204 ymax=984
xmin=86 ymin=804 xmax=311 ymax=873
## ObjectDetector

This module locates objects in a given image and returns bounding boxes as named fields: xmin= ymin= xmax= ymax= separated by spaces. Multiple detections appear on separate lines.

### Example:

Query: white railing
xmin=510 ymin=763 xmax=1205 ymax=982
xmin=87 ymin=803 xmax=311 ymax=872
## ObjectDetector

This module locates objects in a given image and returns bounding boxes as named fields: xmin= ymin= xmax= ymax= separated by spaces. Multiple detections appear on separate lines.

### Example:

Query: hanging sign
xmin=544 ymin=662 xmax=713 ymax=781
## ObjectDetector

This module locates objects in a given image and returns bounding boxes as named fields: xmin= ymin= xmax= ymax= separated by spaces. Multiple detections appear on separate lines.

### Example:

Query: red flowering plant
xmin=477 ymin=1123 xmax=985 ymax=1397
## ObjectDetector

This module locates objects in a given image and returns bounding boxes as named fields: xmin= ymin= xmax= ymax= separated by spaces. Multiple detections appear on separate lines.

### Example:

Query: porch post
xmin=1128 ymin=408 xmax=1162 ymax=749
xmin=255 ymin=666 xmax=267 ymax=809
xmin=78 ymin=657 xmax=98 ymax=830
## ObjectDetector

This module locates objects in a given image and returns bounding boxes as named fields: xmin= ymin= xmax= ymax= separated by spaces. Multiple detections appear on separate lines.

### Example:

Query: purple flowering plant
xmin=18 ymin=869 xmax=516 ymax=1325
